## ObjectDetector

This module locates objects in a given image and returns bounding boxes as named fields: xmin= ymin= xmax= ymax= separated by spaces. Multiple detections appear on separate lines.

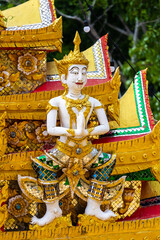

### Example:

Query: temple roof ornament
xmin=0 ymin=11 xmax=6 ymax=30
xmin=1 ymin=0 xmax=62 ymax=51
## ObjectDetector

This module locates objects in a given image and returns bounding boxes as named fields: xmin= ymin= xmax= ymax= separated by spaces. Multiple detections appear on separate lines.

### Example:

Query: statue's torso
xmin=49 ymin=95 xmax=97 ymax=147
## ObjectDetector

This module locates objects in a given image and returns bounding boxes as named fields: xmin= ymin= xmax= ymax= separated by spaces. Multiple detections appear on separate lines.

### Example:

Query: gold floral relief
xmin=0 ymin=50 xmax=46 ymax=95
xmin=5 ymin=120 xmax=56 ymax=153
xmin=0 ymin=63 xmax=19 ymax=91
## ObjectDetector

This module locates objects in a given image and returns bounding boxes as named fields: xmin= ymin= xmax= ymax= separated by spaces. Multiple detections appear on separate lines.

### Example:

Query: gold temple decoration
xmin=0 ymin=120 xmax=159 ymax=181
xmin=63 ymin=162 xmax=87 ymax=198
xmin=0 ymin=11 xmax=6 ymax=30
xmin=0 ymin=111 xmax=7 ymax=157
xmin=112 ymin=181 xmax=141 ymax=218
xmin=0 ymin=17 xmax=62 ymax=51
xmin=1 ymin=216 xmax=160 ymax=239
xmin=0 ymin=180 xmax=9 ymax=228
xmin=0 ymin=67 xmax=121 ymax=124
xmin=56 ymin=139 xmax=93 ymax=159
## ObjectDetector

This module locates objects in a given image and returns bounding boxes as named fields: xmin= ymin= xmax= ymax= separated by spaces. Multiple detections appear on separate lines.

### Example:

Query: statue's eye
xmin=71 ymin=71 xmax=78 ymax=75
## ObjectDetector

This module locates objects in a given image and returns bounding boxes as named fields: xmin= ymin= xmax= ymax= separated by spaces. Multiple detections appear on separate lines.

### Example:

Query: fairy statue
xmin=18 ymin=32 xmax=123 ymax=226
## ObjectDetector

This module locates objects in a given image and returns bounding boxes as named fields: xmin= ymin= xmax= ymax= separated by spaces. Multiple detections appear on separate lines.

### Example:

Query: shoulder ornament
xmin=46 ymin=103 xmax=58 ymax=114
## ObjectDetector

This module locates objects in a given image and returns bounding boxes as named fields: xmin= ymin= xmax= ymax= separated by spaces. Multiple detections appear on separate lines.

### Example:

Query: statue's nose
xmin=78 ymin=72 xmax=83 ymax=81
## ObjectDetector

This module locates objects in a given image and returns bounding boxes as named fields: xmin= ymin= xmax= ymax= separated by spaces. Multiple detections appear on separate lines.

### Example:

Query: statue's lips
xmin=76 ymin=82 xmax=83 ymax=85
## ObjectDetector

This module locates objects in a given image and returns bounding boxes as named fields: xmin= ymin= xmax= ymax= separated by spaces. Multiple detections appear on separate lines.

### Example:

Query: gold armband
xmin=88 ymin=127 xmax=94 ymax=135
xmin=67 ymin=129 xmax=75 ymax=137
xmin=46 ymin=103 xmax=58 ymax=114
xmin=94 ymin=105 xmax=104 ymax=110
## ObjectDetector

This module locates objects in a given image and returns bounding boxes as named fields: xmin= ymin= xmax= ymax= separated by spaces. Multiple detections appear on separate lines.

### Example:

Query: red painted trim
xmin=92 ymin=133 xmax=147 ymax=144
xmin=118 ymin=204 xmax=160 ymax=221
xmin=101 ymin=34 xmax=112 ymax=81
xmin=32 ymin=78 xmax=109 ymax=93
xmin=0 ymin=226 xmax=5 ymax=232
xmin=141 ymin=69 xmax=155 ymax=130
xmin=32 ymin=81 xmax=64 ymax=92
xmin=48 ymin=0 xmax=55 ymax=22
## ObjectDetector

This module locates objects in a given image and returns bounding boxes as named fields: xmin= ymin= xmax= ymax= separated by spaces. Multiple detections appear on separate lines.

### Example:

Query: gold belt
xmin=56 ymin=140 xmax=93 ymax=158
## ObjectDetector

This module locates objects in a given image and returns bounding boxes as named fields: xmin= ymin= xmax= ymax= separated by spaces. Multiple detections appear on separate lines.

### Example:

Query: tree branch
xmin=55 ymin=7 xmax=84 ymax=24
xmin=118 ymin=15 xmax=133 ymax=36
xmin=87 ymin=0 xmax=97 ymax=21
xmin=133 ymin=18 xmax=139 ymax=46
xmin=106 ymin=22 xmax=129 ymax=36
xmin=138 ymin=18 xmax=160 ymax=26
xmin=131 ymin=18 xmax=139 ymax=64
xmin=91 ymin=5 xmax=114 ymax=27
xmin=78 ymin=0 xmax=87 ymax=20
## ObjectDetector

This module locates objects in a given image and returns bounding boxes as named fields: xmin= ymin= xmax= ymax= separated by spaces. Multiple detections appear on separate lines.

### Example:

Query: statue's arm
xmin=89 ymin=107 xmax=109 ymax=135
xmin=46 ymin=99 xmax=71 ymax=137
xmin=86 ymin=98 xmax=109 ymax=136
xmin=47 ymin=109 xmax=67 ymax=136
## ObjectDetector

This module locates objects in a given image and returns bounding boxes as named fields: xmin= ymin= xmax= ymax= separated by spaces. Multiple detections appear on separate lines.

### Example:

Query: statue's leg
xmin=31 ymin=156 xmax=62 ymax=226
xmin=85 ymin=154 xmax=116 ymax=220
xmin=31 ymin=183 xmax=62 ymax=226
xmin=85 ymin=182 xmax=116 ymax=220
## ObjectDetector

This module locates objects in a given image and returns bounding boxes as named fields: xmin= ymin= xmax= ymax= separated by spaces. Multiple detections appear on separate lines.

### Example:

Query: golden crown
xmin=54 ymin=32 xmax=89 ymax=78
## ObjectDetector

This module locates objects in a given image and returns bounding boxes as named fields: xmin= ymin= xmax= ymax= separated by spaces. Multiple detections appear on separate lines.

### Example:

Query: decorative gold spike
xmin=73 ymin=31 xmax=81 ymax=53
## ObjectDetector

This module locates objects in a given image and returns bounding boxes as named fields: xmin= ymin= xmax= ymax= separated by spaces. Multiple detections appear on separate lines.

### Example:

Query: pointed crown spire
xmin=54 ymin=31 xmax=89 ymax=78
xmin=73 ymin=31 xmax=81 ymax=54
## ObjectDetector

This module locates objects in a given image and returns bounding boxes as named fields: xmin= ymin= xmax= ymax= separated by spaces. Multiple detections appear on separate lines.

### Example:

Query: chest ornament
xmin=62 ymin=94 xmax=91 ymax=128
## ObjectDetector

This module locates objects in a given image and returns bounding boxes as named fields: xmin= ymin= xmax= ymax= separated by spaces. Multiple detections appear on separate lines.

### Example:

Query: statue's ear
xmin=61 ymin=74 xmax=66 ymax=84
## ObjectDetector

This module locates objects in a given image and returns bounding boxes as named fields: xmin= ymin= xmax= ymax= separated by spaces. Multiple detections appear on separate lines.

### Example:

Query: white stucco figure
xmin=18 ymin=32 xmax=117 ymax=226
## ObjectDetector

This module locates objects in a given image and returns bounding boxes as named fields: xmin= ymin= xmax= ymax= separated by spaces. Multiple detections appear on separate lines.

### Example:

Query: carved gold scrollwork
xmin=0 ymin=112 xmax=7 ymax=157
xmin=107 ymin=100 xmax=120 ymax=126
xmin=150 ymin=121 xmax=160 ymax=143
xmin=0 ymin=181 xmax=9 ymax=228
xmin=151 ymin=163 xmax=160 ymax=183
xmin=0 ymin=11 xmax=6 ymax=30
xmin=110 ymin=67 xmax=121 ymax=90
xmin=111 ymin=181 xmax=141 ymax=219
xmin=118 ymin=188 xmax=135 ymax=214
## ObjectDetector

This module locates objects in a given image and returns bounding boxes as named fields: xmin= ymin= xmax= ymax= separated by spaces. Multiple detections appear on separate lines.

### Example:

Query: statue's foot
xmin=31 ymin=201 xmax=62 ymax=226
xmin=85 ymin=198 xmax=116 ymax=221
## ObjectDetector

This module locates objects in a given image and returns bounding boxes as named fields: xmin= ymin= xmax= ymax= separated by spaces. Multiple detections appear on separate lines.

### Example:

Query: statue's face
xmin=61 ymin=64 xmax=87 ymax=92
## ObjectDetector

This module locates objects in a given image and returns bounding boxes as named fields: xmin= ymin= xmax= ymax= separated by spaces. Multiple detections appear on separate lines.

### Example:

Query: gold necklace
xmin=62 ymin=94 xmax=91 ymax=128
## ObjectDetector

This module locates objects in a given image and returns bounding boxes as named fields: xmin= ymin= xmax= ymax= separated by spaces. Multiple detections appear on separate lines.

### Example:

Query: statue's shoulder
xmin=88 ymin=96 xmax=102 ymax=108
xmin=49 ymin=96 xmax=63 ymax=106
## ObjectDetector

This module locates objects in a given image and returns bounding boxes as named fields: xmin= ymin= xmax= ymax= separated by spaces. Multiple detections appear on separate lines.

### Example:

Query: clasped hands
xmin=75 ymin=112 xmax=88 ymax=137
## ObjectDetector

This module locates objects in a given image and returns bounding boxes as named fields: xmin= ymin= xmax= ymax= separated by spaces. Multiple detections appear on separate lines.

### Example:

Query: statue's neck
xmin=67 ymin=90 xmax=83 ymax=99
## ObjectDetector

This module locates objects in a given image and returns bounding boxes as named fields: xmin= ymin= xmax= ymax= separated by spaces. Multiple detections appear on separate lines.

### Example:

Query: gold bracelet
xmin=94 ymin=105 xmax=104 ymax=110
xmin=88 ymin=127 xmax=94 ymax=135
xmin=67 ymin=129 xmax=75 ymax=137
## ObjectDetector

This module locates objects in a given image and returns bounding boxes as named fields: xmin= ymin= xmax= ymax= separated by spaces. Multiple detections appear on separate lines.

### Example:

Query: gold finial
xmin=73 ymin=31 xmax=81 ymax=54
xmin=54 ymin=31 xmax=89 ymax=80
